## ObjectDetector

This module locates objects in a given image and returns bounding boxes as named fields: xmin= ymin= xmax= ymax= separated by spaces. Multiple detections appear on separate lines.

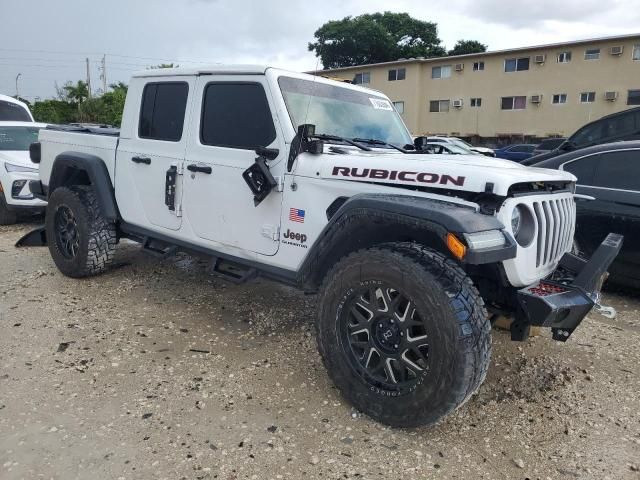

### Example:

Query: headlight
xmin=511 ymin=204 xmax=535 ymax=247
xmin=4 ymin=162 xmax=38 ymax=173
xmin=463 ymin=230 xmax=506 ymax=250
xmin=511 ymin=206 xmax=522 ymax=235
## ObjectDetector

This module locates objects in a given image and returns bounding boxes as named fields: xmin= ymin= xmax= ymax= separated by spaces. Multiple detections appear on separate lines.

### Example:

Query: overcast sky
xmin=1 ymin=0 xmax=638 ymax=100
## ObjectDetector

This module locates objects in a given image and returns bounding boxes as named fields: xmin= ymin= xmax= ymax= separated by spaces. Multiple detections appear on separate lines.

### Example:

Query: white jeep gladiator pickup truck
xmin=23 ymin=65 xmax=621 ymax=427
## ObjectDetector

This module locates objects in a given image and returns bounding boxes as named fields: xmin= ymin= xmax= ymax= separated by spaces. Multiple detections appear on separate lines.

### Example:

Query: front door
xmin=115 ymin=79 xmax=194 ymax=231
xmin=182 ymin=76 xmax=285 ymax=255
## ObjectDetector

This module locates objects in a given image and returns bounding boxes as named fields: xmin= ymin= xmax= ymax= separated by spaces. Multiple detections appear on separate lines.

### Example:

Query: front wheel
xmin=316 ymin=243 xmax=491 ymax=428
xmin=45 ymin=186 xmax=116 ymax=278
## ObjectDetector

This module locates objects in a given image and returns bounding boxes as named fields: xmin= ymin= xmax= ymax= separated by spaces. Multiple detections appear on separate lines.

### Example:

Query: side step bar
xmin=141 ymin=237 xmax=177 ymax=258
xmin=209 ymin=257 xmax=257 ymax=284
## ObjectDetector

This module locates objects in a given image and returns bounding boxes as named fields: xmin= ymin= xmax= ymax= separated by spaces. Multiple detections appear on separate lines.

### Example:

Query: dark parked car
xmin=522 ymin=106 xmax=640 ymax=165
xmin=494 ymin=143 xmax=537 ymax=162
xmin=533 ymin=141 xmax=640 ymax=288
xmin=532 ymin=137 xmax=566 ymax=156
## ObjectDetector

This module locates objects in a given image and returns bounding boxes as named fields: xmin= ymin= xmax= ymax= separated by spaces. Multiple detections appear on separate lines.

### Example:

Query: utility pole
xmin=86 ymin=58 xmax=92 ymax=98
xmin=100 ymin=54 xmax=107 ymax=93
xmin=15 ymin=73 xmax=21 ymax=98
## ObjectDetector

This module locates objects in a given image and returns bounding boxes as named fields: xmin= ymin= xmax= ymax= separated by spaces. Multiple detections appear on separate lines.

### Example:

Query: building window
xmin=504 ymin=57 xmax=530 ymax=72
xmin=628 ymin=90 xmax=640 ymax=106
xmin=429 ymin=100 xmax=450 ymax=113
xmin=392 ymin=101 xmax=405 ymax=114
xmin=470 ymin=98 xmax=482 ymax=107
xmin=501 ymin=96 xmax=527 ymax=110
xmin=584 ymin=48 xmax=600 ymax=60
xmin=388 ymin=68 xmax=406 ymax=81
xmin=552 ymin=94 xmax=568 ymax=104
xmin=431 ymin=65 xmax=452 ymax=79
xmin=353 ymin=72 xmax=370 ymax=85
xmin=580 ymin=92 xmax=596 ymax=103
xmin=557 ymin=51 xmax=572 ymax=63
xmin=473 ymin=61 xmax=485 ymax=71
xmin=633 ymin=45 xmax=640 ymax=61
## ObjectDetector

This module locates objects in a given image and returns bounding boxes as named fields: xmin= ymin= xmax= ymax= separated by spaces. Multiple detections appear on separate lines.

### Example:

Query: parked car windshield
xmin=0 ymin=100 xmax=32 ymax=122
xmin=0 ymin=126 xmax=41 ymax=151
xmin=278 ymin=76 xmax=413 ymax=146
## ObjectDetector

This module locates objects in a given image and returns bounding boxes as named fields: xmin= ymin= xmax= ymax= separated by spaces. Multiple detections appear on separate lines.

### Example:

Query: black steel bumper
xmin=513 ymin=233 xmax=623 ymax=342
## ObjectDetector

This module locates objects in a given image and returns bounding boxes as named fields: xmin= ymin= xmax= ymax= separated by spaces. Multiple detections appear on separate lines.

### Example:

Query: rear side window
xmin=593 ymin=150 xmax=640 ymax=191
xmin=563 ymin=154 xmax=599 ymax=185
xmin=139 ymin=82 xmax=189 ymax=141
xmin=0 ymin=100 xmax=31 ymax=121
xmin=200 ymin=83 xmax=276 ymax=149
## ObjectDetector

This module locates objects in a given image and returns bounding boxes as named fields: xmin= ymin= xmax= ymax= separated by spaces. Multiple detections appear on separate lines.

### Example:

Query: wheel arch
xmin=298 ymin=193 xmax=505 ymax=290
xmin=48 ymin=152 xmax=119 ymax=221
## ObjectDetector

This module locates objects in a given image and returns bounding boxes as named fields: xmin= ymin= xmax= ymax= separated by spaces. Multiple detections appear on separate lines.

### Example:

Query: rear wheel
xmin=0 ymin=191 xmax=18 ymax=225
xmin=45 ymin=186 xmax=116 ymax=277
xmin=316 ymin=243 xmax=491 ymax=428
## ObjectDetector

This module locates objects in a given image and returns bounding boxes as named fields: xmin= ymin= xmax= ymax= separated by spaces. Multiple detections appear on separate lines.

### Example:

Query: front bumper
xmin=1 ymin=171 xmax=47 ymax=209
xmin=513 ymin=233 xmax=623 ymax=342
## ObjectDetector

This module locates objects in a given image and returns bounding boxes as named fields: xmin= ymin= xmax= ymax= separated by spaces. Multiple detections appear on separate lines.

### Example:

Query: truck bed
xmin=38 ymin=125 xmax=120 ymax=186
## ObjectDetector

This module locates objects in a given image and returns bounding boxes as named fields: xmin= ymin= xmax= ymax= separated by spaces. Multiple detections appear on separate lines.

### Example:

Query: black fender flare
xmin=297 ymin=193 xmax=513 ymax=289
xmin=48 ymin=152 xmax=119 ymax=221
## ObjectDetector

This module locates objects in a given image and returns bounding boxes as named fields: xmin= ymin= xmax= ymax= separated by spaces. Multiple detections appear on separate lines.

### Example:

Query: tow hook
xmin=594 ymin=302 xmax=616 ymax=319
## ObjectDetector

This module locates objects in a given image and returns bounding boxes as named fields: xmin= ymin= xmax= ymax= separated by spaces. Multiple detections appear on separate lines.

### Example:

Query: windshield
xmin=453 ymin=138 xmax=472 ymax=147
xmin=0 ymin=126 xmax=41 ymax=151
xmin=0 ymin=100 xmax=32 ymax=121
xmin=447 ymin=144 xmax=472 ymax=154
xmin=449 ymin=138 xmax=474 ymax=151
xmin=278 ymin=76 xmax=413 ymax=146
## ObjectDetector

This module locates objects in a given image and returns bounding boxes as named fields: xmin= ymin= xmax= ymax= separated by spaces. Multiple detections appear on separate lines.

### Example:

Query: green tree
xmin=448 ymin=40 xmax=488 ymax=56
xmin=31 ymin=99 xmax=78 ymax=124
xmin=309 ymin=12 xmax=447 ymax=69
xmin=61 ymin=80 xmax=90 ymax=104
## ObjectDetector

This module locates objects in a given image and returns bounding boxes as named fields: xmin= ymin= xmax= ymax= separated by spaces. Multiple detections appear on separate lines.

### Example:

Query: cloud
xmin=0 ymin=0 xmax=638 ymax=99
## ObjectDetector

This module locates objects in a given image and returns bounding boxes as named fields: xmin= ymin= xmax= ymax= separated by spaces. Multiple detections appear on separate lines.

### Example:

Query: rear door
xmin=115 ymin=78 xmax=194 ymax=231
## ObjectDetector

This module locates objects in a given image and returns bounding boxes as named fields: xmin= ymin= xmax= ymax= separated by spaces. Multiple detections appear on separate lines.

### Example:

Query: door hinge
xmin=261 ymin=224 xmax=280 ymax=241
xmin=274 ymin=176 xmax=285 ymax=192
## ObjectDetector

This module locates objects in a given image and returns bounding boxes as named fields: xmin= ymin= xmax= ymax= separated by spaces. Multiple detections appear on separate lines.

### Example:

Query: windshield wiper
xmin=351 ymin=138 xmax=408 ymax=154
xmin=313 ymin=133 xmax=371 ymax=151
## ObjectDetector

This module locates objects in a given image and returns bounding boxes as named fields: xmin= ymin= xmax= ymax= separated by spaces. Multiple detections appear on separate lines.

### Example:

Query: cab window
xmin=200 ymin=83 xmax=276 ymax=149
xmin=593 ymin=150 xmax=640 ymax=191
xmin=138 ymin=82 xmax=189 ymax=141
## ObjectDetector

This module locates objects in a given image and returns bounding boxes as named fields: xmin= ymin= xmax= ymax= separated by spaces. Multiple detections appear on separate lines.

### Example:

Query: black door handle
xmin=132 ymin=156 xmax=151 ymax=164
xmin=187 ymin=164 xmax=212 ymax=174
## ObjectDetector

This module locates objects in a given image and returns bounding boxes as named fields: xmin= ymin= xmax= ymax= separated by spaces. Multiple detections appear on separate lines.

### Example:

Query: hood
xmin=470 ymin=146 xmax=494 ymax=153
xmin=0 ymin=150 xmax=38 ymax=169
xmin=298 ymin=149 xmax=575 ymax=196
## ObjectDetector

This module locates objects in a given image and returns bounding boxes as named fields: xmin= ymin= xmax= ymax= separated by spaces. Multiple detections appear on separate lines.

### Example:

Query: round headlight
xmin=511 ymin=206 xmax=522 ymax=235
xmin=511 ymin=204 xmax=535 ymax=247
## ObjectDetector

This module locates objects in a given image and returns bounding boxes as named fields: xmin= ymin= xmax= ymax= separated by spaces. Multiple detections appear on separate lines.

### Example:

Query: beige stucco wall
xmin=325 ymin=37 xmax=640 ymax=138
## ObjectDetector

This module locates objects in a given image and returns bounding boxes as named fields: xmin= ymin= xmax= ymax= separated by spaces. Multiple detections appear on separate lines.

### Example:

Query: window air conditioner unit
xmin=610 ymin=46 xmax=624 ymax=55
xmin=452 ymin=99 xmax=463 ymax=108
xmin=604 ymin=91 xmax=618 ymax=101
xmin=534 ymin=54 xmax=546 ymax=63
xmin=530 ymin=94 xmax=543 ymax=104
xmin=455 ymin=63 xmax=464 ymax=72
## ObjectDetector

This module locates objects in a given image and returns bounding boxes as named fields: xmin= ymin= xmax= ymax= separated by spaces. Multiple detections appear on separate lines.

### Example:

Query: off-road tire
xmin=46 ymin=186 xmax=116 ymax=278
xmin=316 ymin=243 xmax=491 ymax=428
xmin=0 ymin=191 xmax=18 ymax=225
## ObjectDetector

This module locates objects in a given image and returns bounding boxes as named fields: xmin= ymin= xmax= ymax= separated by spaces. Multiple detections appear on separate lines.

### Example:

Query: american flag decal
xmin=289 ymin=208 xmax=305 ymax=223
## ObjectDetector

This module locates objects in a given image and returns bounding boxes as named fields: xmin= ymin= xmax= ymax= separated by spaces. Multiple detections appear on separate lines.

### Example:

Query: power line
xmin=0 ymin=47 xmax=213 ymax=64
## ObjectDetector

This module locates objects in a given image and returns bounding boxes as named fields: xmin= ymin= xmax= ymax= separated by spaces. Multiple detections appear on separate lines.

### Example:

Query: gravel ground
xmin=1 ymin=222 xmax=639 ymax=480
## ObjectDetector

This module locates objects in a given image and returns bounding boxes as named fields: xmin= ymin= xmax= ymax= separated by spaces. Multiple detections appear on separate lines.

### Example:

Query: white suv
xmin=427 ymin=136 xmax=495 ymax=157
xmin=0 ymin=122 xmax=47 ymax=224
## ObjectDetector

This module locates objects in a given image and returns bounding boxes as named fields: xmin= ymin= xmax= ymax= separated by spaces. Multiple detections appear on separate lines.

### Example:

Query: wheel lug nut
xmin=379 ymin=323 xmax=383 ymax=328
xmin=390 ymin=319 xmax=394 ymax=324
xmin=393 ymin=344 xmax=398 ymax=348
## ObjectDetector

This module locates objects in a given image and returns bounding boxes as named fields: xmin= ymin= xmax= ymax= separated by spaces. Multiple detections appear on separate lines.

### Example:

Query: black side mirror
xmin=255 ymin=146 xmax=280 ymax=161
xmin=413 ymin=136 xmax=427 ymax=151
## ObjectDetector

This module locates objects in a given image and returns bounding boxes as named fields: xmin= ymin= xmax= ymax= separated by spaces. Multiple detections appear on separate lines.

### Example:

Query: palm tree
xmin=62 ymin=81 xmax=89 ymax=104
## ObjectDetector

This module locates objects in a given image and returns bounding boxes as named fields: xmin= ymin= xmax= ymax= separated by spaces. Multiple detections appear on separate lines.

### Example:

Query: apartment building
xmin=315 ymin=34 xmax=640 ymax=142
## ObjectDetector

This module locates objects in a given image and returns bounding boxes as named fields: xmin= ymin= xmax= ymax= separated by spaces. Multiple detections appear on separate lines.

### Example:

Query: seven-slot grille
xmin=532 ymin=197 xmax=575 ymax=267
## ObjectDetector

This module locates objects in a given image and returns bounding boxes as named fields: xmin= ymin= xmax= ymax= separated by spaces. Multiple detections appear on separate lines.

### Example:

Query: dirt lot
xmin=1 ymin=222 xmax=639 ymax=480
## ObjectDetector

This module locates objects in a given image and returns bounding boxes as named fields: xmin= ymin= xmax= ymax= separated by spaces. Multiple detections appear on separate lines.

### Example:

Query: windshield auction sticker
xmin=369 ymin=98 xmax=393 ymax=110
